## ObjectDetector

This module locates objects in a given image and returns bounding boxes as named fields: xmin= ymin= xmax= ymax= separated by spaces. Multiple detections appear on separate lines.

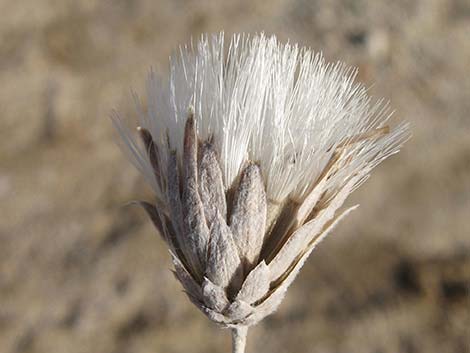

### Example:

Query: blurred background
xmin=1 ymin=0 xmax=469 ymax=352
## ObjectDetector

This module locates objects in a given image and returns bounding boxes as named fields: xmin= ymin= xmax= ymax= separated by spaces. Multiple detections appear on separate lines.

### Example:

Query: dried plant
xmin=112 ymin=32 xmax=409 ymax=353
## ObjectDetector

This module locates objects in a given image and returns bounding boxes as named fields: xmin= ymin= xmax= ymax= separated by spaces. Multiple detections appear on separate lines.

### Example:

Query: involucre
xmin=112 ymin=32 xmax=409 ymax=353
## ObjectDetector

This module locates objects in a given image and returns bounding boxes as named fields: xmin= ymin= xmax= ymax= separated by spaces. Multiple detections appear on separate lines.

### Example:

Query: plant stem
xmin=231 ymin=326 xmax=248 ymax=353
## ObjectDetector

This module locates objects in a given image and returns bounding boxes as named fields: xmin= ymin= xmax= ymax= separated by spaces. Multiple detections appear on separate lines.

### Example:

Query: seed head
xmin=112 ymin=33 xmax=409 ymax=330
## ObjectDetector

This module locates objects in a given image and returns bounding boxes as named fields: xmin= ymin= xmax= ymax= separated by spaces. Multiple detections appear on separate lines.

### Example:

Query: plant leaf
xmin=236 ymin=261 xmax=270 ymax=305
xmin=137 ymin=126 xmax=162 ymax=189
xmin=224 ymin=299 xmax=253 ymax=322
xmin=245 ymin=205 xmax=358 ymax=326
xmin=202 ymin=277 xmax=230 ymax=312
xmin=181 ymin=115 xmax=210 ymax=278
xmin=198 ymin=141 xmax=227 ymax=226
xmin=206 ymin=211 xmax=243 ymax=293
xmin=230 ymin=163 xmax=267 ymax=272
xmin=171 ymin=253 xmax=202 ymax=301
xmin=268 ymin=174 xmax=363 ymax=282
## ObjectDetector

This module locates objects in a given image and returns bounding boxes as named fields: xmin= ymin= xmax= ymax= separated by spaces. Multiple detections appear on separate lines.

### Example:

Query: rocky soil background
xmin=1 ymin=0 xmax=469 ymax=352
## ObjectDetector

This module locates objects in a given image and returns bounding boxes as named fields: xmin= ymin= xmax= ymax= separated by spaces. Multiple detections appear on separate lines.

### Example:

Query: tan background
xmin=1 ymin=1 xmax=469 ymax=352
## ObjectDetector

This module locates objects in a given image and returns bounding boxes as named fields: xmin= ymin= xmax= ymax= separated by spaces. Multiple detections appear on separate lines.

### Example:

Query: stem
xmin=231 ymin=326 xmax=248 ymax=353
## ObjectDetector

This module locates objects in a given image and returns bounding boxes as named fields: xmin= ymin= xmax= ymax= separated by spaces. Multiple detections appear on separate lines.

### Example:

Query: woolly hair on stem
xmin=231 ymin=327 xmax=248 ymax=353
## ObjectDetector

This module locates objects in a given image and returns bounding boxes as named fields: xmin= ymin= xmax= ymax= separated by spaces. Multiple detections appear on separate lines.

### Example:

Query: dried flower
xmin=112 ymin=32 xmax=409 ymax=353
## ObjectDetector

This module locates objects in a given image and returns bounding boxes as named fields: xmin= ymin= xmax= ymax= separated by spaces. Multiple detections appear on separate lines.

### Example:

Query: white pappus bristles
xmin=114 ymin=32 xmax=409 ymax=203
xmin=112 ymin=32 xmax=410 ymax=353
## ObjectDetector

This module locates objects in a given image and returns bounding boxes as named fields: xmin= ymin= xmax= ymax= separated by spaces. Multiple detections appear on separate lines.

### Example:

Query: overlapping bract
xmin=133 ymin=115 xmax=363 ymax=327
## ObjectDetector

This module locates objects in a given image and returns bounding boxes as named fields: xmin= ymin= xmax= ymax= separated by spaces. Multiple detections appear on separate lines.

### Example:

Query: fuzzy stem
xmin=231 ymin=326 xmax=248 ymax=353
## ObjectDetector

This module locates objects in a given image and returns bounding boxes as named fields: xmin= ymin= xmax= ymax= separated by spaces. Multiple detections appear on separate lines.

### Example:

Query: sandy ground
xmin=1 ymin=0 xmax=469 ymax=352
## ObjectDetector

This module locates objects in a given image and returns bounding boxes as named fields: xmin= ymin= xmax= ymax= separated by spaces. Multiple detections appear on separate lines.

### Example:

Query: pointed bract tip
xmin=188 ymin=105 xmax=195 ymax=116
xmin=184 ymin=110 xmax=197 ymax=154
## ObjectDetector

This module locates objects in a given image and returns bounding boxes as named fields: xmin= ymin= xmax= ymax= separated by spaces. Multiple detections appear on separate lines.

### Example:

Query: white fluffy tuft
xmin=113 ymin=32 xmax=410 ymax=203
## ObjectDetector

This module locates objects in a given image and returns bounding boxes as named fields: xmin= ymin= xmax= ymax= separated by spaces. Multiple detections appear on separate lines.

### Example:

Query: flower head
xmin=113 ymin=32 xmax=409 ymax=333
